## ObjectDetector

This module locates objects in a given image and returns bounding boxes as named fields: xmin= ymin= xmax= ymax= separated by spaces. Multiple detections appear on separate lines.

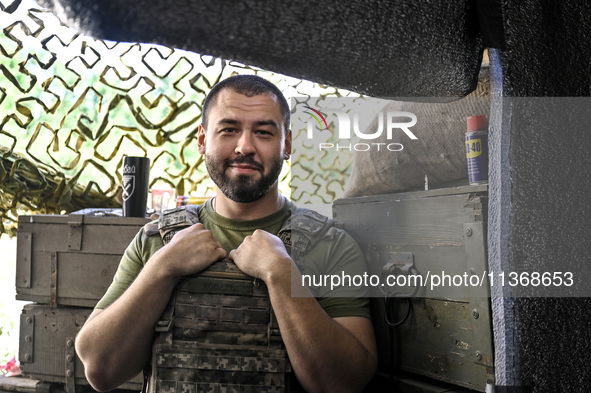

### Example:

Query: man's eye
xmin=221 ymin=128 xmax=238 ymax=133
xmin=256 ymin=130 xmax=273 ymax=136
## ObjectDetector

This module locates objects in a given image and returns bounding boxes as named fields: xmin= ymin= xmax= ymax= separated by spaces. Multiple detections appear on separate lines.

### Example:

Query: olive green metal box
xmin=333 ymin=185 xmax=493 ymax=392
xmin=18 ymin=304 xmax=143 ymax=392
xmin=15 ymin=211 xmax=147 ymax=392
xmin=16 ymin=212 xmax=148 ymax=308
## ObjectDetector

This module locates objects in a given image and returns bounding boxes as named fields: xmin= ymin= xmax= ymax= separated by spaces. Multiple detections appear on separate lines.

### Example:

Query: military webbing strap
xmin=145 ymin=203 xmax=338 ymax=263
xmin=276 ymin=207 xmax=338 ymax=269
xmin=147 ymin=203 xmax=337 ymax=248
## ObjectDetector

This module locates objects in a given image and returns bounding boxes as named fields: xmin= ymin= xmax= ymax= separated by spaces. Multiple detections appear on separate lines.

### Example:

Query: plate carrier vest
xmin=142 ymin=204 xmax=337 ymax=393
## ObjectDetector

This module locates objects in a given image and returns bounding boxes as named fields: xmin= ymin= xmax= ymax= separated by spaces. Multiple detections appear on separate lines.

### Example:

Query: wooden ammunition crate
xmin=16 ymin=212 xmax=148 ymax=308
xmin=333 ymin=185 xmax=493 ymax=392
xmin=18 ymin=304 xmax=143 ymax=391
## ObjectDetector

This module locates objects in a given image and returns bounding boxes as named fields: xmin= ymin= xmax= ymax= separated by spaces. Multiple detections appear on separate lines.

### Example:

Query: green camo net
xmin=0 ymin=0 xmax=358 ymax=237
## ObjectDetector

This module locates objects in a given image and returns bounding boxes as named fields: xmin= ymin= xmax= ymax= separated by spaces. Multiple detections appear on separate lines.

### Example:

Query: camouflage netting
xmin=0 ymin=0 xmax=359 ymax=237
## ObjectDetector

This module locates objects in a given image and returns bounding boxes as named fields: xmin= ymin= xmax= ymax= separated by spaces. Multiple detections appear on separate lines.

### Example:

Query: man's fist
xmin=154 ymin=223 xmax=227 ymax=279
xmin=229 ymin=229 xmax=292 ymax=282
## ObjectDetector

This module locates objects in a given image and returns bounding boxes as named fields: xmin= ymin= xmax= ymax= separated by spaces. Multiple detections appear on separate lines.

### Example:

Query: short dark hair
xmin=201 ymin=74 xmax=290 ymax=134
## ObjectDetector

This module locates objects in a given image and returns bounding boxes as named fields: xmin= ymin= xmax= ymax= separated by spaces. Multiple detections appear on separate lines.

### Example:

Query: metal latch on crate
xmin=380 ymin=251 xmax=421 ymax=297
xmin=19 ymin=314 xmax=35 ymax=363
xmin=65 ymin=338 xmax=76 ymax=393
xmin=372 ymin=251 xmax=419 ymax=327
xmin=382 ymin=252 xmax=416 ymax=276
xmin=367 ymin=245 xmax=420 ymax=297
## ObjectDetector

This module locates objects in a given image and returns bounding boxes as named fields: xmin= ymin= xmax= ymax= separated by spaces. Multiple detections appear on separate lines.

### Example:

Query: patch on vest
xmin=291 ymin=233 xmax=312 ymax=254
xmin=159 ymin=206 xmax=189 ymax=229
xmin=278 ymin=231 xmax=291 ymax=248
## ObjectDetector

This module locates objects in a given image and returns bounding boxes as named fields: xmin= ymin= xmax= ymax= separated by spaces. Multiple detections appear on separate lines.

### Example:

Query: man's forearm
xmin=75 ymin=253 xmax=179 ymax=392
xmin=266 ymin=262 xmax=377 ymax=393
xmin=76 ymin=224 xmax=226 ymax=391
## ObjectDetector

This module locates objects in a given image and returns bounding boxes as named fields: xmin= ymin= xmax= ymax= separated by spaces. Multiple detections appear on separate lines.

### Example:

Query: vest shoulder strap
xmin=144 ymin=205 xmax=337 ymax=265
xmin=278 ymin=207 xmax=338 ymax=268
xmin=144 ymin=205 xmax=201 ymax=244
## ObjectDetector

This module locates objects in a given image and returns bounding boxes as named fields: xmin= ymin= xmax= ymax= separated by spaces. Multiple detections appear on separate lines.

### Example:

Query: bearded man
xmin=75 ymin=75 xmax=377 ymax=393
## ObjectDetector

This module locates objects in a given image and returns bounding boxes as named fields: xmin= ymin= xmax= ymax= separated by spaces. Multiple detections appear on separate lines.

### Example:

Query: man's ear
xmin=198 ymin=124 xmax=206 ymax=154
xmin=284 ymin=130 xmax=292 ymax=160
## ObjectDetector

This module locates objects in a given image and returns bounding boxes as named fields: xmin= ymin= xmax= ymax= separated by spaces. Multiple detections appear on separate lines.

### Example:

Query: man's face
xmin=198 ymin=89 xmax=291 ymax=203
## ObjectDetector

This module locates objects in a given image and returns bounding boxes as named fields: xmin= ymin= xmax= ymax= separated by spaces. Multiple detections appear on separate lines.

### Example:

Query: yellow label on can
xmin=465 ymin=138 xmax=483 ymax=158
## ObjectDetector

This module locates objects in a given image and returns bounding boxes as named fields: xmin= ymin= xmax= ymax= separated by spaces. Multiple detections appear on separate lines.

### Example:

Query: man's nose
xmin=235 ymin=132 xmax=256 ymax=155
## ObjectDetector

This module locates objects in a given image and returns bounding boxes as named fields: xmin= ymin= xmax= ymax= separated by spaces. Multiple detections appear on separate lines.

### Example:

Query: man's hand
xmin=228 ymin=229 xmax=290 ymax=281
xmin=229 ymin=229 xmax=377 ymax=393
xmin=155 ymin=223 xmax=227 ymax=279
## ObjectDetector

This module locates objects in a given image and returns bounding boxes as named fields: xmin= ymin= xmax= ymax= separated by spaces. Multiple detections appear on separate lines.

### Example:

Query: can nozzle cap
xmin=467 ymin=115 xmax=488 ymax=132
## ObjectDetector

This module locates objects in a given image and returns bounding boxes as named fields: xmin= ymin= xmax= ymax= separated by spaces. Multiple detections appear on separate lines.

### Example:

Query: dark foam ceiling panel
xmin=38 ymin=0 xmax=485 ymax=99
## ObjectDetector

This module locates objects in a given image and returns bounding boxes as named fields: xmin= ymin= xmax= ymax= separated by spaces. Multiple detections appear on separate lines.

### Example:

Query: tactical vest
xmin=142 ymin=204 xmax=337 ymax=393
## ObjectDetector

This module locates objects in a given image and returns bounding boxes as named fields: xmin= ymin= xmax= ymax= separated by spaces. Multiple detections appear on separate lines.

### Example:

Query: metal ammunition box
xmin=18 ymin=304 xmax=143 ymax=392
xmin=333 ymin=185 xmax=493 ymax=392
xmin=16 ymin=212 xmax=148 ymax=307
xmin=15 ymin=211 xmax=147 ymax=392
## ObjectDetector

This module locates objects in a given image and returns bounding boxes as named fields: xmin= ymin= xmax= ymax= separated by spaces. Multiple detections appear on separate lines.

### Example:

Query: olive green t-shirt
xmin=96 ymin=199 xmax=371 ymax=319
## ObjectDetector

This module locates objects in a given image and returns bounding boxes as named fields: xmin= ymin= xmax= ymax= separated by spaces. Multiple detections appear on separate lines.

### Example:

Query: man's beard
xmin=206 ymin=154 xmax=283 ymax=203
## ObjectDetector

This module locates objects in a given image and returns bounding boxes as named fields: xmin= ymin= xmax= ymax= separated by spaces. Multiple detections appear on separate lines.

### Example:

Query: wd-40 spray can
xmin=465 ymin=115 xmax=489 ymax=185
